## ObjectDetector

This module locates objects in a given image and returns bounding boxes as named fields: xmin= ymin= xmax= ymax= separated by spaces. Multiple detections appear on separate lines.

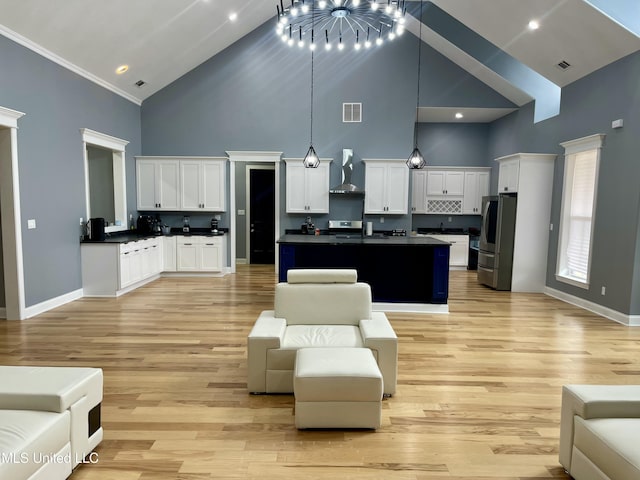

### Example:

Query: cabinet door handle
xmin=206 ymin=243 xmax=214 ymax=246
xmin=184 ymin=243 xmax=193 ymax=246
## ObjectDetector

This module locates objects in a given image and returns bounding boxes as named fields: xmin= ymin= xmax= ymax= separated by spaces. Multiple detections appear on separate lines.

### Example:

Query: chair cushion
xmin=283 ymin=325 xmax=364 ymax=349
xmin=287 ymin=269 xmax=357 ymax=284
xmin=275 ymin=283 xmax=372 ymax=325
xmin=0 ymin=366 xmax=103 ymax=413
xmin=0 ymin=409 xmax=71 ymax=480
xmin=574 ymin=416 xmax=640 ymax=480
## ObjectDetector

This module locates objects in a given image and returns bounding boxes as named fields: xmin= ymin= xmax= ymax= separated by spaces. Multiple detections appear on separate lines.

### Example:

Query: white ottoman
xmin=0 ymin=366 xmax=103 ymax=469
xmin=294 ymin=348 xmax=383 ymax=429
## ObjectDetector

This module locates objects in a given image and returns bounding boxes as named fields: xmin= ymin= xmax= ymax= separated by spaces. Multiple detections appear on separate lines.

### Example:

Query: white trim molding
xmin=0 ymin=106 xmax=26 ymax=128
xmin=0 ymin=308 xmax=6 ymax=319
xmin=0 ymin=106 xmax=26 ymax=319
xmin=226 ymin=151 xmax=283 ymax=275
xmin=0 ymin=25 xmax=142 ymax=105
xmin=545 ymin=286 xmax=640 ymax=326
xmin=560 ymin=134 xmax=606 ymax=156
xmin=24 ymin=289 xmax=84 ymax=319
xmin=373 ymin=302 xmax=449 ymax=314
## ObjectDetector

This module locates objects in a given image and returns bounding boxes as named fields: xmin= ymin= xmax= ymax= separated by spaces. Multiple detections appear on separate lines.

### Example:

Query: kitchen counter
xmin=81 ymin=228 xmax=227 ymax=244
xmin=278 ymin=234 xmax=450 ymax=308
xmin=278 ymin=233 xmax=449 ymax=246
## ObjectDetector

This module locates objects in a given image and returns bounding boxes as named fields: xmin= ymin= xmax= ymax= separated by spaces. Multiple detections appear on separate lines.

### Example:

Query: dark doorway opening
xmin=249 ymin=168 xmax=275 ymax=264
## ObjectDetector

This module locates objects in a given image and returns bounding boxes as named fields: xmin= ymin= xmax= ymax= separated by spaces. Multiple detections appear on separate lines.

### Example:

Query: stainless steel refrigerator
xmin=478 ymin=194 xmax=517 ymax=290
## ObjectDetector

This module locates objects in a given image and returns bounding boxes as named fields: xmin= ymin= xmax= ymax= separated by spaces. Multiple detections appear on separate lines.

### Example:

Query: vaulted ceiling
xmin=1 ymin=0 xmax=638 ymax=108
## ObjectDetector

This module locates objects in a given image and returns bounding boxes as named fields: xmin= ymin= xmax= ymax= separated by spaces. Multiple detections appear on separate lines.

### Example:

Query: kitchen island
xmin=278 ymin=234 xmax=450 ymax=312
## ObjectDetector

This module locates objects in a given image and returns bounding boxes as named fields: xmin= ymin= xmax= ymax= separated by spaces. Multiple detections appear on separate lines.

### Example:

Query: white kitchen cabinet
xmin=136 ymin=157 xmax=226 ymax=212
xmin=411 ymin=170 xmax=428 ymax=214
xmin=163 ymin=236 xmax=177 ymax=272
xmin=177 ymin=236 xmax=224 ymax=272
xmin=81 ymin=238 xmax=162 ymax=296
xmin=136 ymin=159 xmax=180 ymax=211
xmin=180 ymin=159 xmax=226 ymax=211
xmin=120 ymin=238 xmax=162 ymax=289
xmin=462 ymin=170 xmax=490 ymax=214
xmin=285 ymin=160 xmax=330 ymax=213
xmin=497 ymin=157 xmax=520 ymax=193
xmin=363 ymin=159 xmax=409 ymax=214
xmin=495 ymin=153 xmax=556 ymax=292
xmin=426 ymin=170 xmax=465 ymax=196
xmin=427 ymin=234 xmax=469 ymax=268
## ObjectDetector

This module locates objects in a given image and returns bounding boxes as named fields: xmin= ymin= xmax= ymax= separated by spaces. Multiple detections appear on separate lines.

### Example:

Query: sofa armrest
xmin=559 ymin=384 xmax=640 ymax=470
xmin=247 ymin=311 xmax=287 ymax=393
xmin=360 ymin=312 xmax=398 ymax=395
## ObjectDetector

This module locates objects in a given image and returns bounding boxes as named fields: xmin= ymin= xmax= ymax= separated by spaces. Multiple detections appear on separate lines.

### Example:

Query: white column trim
xmin=0 ymin=106 xmax=26 ymax=319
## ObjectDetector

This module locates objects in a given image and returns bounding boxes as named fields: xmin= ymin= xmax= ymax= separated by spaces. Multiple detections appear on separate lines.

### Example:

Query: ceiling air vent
xmin=135 ymin=80 xmax=146 ymax=87
xmin=556 ymin=60 xmax=572 ymax=70
xmin=343 ymin=103 xmax=362 ymax=123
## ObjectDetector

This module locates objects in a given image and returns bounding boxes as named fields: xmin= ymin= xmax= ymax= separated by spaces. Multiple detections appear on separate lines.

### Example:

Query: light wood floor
xmin=2 ymin=266 xmax=639 ymax=479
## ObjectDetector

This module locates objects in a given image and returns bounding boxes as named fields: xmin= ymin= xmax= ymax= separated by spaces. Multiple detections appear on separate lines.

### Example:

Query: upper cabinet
xmin=136 ymin=159 xmax=180 ymax=211
xmin=462 ymin=170 xmax=490 ymax=214
xmin=426 ymin=170 xmax=465 ymax=197
xmin=285 ymin=160 xmax=331 ymax=214
xmin=180 ymin=159 xmax=225 ymax=211
xmin=412 ymin=167 xmax=490 ymax=215
xmin=363 ymin=159 xmax=409 ymax=214
xmin=497 ymin=157 xmax=520 ymax=193
xmin=136 ymin=157 xmax=226 ymax=212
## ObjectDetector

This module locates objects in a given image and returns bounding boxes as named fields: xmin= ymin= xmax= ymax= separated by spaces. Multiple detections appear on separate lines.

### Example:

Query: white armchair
xmin=247 ymin=269 xmax=398 ymax=396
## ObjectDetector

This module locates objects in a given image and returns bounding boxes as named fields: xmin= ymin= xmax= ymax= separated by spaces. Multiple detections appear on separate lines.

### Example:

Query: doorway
xmin=247 ymin=166 xmax=275 ymax=264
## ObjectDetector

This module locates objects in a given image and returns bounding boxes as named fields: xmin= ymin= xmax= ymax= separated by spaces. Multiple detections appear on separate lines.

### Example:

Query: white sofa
xmin=0 ymin=366 xmax=103 ymax=480
xmin=560 ymin=384 xmax=640 ymax=480
xmin=247 ymin=269 xmax=398 ymax=396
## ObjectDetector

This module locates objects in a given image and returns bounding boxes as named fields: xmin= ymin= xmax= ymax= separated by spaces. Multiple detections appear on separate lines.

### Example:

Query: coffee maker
xmin=211 ymin=218 xmax=219 ymax=233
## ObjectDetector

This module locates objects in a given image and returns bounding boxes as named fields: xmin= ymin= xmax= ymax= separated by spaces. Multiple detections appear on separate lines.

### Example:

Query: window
xmin=556 ymin=134 xmax=605 ymax=288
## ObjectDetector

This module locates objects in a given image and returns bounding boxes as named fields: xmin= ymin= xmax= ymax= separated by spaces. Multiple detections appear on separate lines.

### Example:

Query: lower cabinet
xmin=427 ymin=235 xmax=469 ymax=268
xmin=177 ymin=236 xmax=223 ymax=272
xmin=163 ymin=236 xmax=177 ymax=272
xmin=119 ymin=238 xmax=162 ymax=289
xmin=82 ymin=234 xmax=227 ymax=297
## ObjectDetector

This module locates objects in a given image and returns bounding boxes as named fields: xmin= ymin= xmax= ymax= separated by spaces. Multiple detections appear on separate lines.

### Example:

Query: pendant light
xmin=407 ymin=0 xmax=426 ymax=170
xmin=303 ymin=10 xmax=320 ymax=168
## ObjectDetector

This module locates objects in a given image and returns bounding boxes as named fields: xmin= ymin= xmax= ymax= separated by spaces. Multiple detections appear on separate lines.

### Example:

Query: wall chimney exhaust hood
xmin=330 ymin=148 xmax=364 ymax=195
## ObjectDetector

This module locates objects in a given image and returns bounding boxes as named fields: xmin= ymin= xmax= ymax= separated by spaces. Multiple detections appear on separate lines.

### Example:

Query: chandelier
xmin=275 ymin=0 xmax=407 ymax=51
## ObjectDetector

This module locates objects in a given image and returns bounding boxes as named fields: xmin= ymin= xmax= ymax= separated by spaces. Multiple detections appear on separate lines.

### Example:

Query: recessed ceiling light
xmin=528 ymin=20 xmax=540 ymax=30
xmin=115 ymin=65 xmax=129 ymax=75
xmin=228 ymin=12 xmax=238 ymax=21
xmin=455 ymin=112 xmax=464 ymax=119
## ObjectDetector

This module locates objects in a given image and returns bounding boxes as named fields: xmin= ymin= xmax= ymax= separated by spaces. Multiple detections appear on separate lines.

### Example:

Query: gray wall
xmin=141 ymin=19 xmax=514 ymax=239
xmin=488 ymin=51 xmax=640 ymax=316
xmin=0 ymin=34 xmax=141 ymax=307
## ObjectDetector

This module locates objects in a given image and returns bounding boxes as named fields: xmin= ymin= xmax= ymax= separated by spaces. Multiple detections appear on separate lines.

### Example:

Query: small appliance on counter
xmin=136 ymin=215 xmax=157 ymax=235
xmin=301 ymin=216 xmax=315 ymax=234
xmin=182 ymin=216 xmax=190 ymax=233
xmin=87 ymin=217 xmax=105 ymax=241
xmin=211 ymin=218 xmax=219 ymax=233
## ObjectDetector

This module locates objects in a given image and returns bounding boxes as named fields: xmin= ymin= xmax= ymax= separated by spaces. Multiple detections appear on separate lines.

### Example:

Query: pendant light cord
xmin=310 ymin=7 xmax=315 ymax=147
xmin=310 ymin=49 xmax=314 ymax=146
xmin=414 ymin=0 xmax=423 ymax=149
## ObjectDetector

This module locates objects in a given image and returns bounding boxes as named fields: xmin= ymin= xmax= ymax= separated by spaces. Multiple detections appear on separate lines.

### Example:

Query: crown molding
xmin=0 ymin=25 xmax=142 ymax=106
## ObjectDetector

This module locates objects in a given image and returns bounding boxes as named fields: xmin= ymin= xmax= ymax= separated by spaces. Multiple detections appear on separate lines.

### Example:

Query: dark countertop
xmin=278 ymin=234 xmax=449 ymax=246
xmin=82 ymin=228 xmax=227 ymax=244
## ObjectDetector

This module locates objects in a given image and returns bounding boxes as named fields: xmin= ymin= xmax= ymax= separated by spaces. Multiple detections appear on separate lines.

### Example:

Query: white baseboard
xmin=24 ymin=288 xmax=84 ymax=319
xmin=235 ymin=258 xmax=247 ymax=265
xmin=373 ymin=302 xmax=449 ymax=314
xmin=0 ymin=307 xmax=6 ymax=319
xmin=544 ymin=287 xmax=640 ymax=326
